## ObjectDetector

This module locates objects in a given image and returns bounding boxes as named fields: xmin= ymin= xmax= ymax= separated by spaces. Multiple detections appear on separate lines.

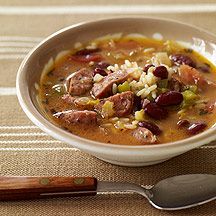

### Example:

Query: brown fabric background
xmin=0 ymin=1 xmax=215 ymax=215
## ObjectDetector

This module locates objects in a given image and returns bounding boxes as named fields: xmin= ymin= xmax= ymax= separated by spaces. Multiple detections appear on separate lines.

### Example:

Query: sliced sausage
xmin=91 ymin=71 xmax=129 ymax=98
xmin=133 ymin=127 xmax=156 ymax=144
xmin=62 ymin=94 xmax=94 ymax=109
xmin=178 ymin=65 xmax=207 ymax=88
xmin=95 ymin=91 xmax=134 ymax=117
xmin=62 ymin=94 xmax=76 ymax=104
xmin=54 ymin=110 xmax=97 ymax=124
xmin=67 ymin=68 xmax=93 ymax=96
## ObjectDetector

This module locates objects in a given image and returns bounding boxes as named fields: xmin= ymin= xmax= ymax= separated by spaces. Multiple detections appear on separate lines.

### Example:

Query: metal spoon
xmin=0 ymin=174 xmax=215 ymax=210
xmin=97 ymin=174 xmax=216 ymax=210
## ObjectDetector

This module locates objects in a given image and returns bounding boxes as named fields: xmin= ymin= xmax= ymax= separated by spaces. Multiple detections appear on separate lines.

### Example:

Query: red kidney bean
xmin=75 ymin=48 xmax=101 ymax=56
xmin=93 ymin=68 xmax=107 ymax=76
xmin=170 ymin=54 xmax=196 ymax=68
xmin=144 ymin=102 xmax=168 ymax=120
xmin=143 ymin=64 xmax=154 ymax=72
xmin=138 ymin=121 xmax=162 ymax=135
xmin=187 ymin=122 xmax=207 ymax=135
xmin=155 ymin=91 xmax=183 ymax=106
xmin=177 ymin=119 xmax=190 ymax=128
xmin=96 ymin=61 xmax=110 ymax=69
xmin=153 ymin=66 xmax=168 ymax=79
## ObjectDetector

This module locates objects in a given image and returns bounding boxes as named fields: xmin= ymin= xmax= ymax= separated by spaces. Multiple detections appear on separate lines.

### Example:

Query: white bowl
xmin=16 ymin=17 xmax=216 ymax=166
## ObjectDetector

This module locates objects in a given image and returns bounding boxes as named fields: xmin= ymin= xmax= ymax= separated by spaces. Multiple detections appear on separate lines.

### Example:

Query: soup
xmin=39 ymin=34 xmax=216 ymax=145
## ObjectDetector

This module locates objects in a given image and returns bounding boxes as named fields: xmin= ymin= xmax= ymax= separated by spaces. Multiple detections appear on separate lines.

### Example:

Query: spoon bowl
xmin=148 ymin=174 xmax=216 ymax=210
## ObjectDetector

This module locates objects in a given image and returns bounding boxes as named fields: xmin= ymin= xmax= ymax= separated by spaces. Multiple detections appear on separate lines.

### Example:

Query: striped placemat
xmin=0 ymin=1 xmax=215 ymax=215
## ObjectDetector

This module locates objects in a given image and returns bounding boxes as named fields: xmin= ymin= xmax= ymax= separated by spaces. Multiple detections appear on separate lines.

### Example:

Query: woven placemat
xmin=0 ymin=1 xmax=215 ymax=215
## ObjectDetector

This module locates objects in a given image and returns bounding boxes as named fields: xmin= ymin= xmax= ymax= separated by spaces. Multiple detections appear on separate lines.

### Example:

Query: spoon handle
xmin=0 ymin=176 xmax=97 ymax=201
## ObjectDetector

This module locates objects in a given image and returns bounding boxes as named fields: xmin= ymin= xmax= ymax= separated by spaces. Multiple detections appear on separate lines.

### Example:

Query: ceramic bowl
xmin=16 ymin=17 xmax=216 ymax=166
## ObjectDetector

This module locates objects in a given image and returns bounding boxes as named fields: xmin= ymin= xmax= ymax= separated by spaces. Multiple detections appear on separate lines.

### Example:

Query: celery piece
xmin=101 ymin=101 xmax=115 ymax=118
xmin=182 ymin=85 xmax=198 ymax=93
xmin=117 ymin=81 xmax=130 ymax=93
xmin=114 ymin=121 xmax=125 ymax=130
xmin=157 ymin=79 xmax=168 ymax=88
xmin=182 ymin=90 xmax=198 ymax=107
xmin=87 ymin=99 xmax=100 ymax=106
xmin=135 ymin=109 xmax=145 ymax=121
xmin=189 ymin=85 xmax=198 ymax=93
xmin=182 ymin=90 xmax=198 ymax=101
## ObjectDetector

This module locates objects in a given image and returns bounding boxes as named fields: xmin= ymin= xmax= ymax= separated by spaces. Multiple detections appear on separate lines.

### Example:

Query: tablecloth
xmin=0 ymin=0 xmax=215 ymax=215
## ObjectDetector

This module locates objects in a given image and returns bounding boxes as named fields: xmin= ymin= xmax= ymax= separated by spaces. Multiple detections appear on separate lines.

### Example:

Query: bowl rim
xmin=16 ymin=16 xmax=216 ymax=151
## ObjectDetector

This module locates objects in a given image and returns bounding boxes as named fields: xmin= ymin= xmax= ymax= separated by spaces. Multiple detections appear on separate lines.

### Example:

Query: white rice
xmin=152 ymin=90 xmax=157 ymax=99
xmin=107 ymin=57 xmax=175 ymax=99
xmin=132 ymin=120 xmax=139 ymax=125
xmin=93 ymin=74 xmax=104 ymax=82
xmin=137 ymin=84 xmax=157 ymax=98
xmin=119 ymin=118 xmax=130 ymax=123
xmin=143 ymin=48 xmax=155 ymax=53
xmin=112 ymin=83 xmax=118 ymax=94
xmin=124 ymin=123 xmax=137 ymax=130
xmin=101 ymin=123 xmax=113 ymax=128
xmin=109 ymin=117 xmax=119 ymax=122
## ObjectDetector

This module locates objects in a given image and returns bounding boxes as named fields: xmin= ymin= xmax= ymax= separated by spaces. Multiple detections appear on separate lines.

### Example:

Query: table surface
xmin=0 ymin=0 xmax=215 ymax=215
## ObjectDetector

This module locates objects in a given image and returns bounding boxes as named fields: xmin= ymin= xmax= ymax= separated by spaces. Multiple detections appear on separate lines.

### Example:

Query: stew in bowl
xmin=38 ymin=34 xmax=216 ymax=145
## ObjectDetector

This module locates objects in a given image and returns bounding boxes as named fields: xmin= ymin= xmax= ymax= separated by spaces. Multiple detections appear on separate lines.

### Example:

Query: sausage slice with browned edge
xmin=133 ymin=127 xmax=156 ymax=144
xmin=95 ymin=91 xmax=134 ymax=118
xmin=67 ymin=68 xmax=93 ymax=96
xmin=91 ymin=70 xmax=129 ymax=98
xmin=54 ymin=110 xmax=97 ymax=124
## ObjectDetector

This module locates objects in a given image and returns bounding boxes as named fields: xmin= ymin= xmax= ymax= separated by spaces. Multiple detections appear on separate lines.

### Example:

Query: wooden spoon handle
xmin=0 ymin=176 xmax=97 ymax=201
